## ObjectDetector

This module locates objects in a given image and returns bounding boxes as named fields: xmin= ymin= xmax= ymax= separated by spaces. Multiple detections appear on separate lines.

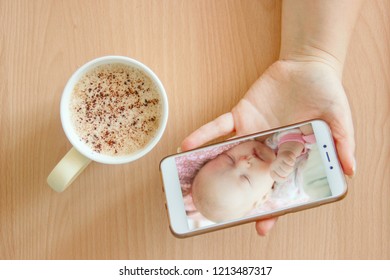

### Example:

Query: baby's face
xmin=192 ymin=140 xmax=276 ymax=222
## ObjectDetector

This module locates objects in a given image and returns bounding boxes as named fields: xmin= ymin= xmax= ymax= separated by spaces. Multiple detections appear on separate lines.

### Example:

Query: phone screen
xmin=174 ymin=123 xmax=333 ymax=230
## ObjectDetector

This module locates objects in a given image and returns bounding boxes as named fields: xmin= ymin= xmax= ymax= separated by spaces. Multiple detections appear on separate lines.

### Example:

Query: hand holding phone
xmin=160 ymin=120 xmax=347 ymax=238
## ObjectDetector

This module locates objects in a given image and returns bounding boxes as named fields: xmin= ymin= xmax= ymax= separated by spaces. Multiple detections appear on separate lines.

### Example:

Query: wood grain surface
xmin=0 ymin=0 xmax=389 ymax=259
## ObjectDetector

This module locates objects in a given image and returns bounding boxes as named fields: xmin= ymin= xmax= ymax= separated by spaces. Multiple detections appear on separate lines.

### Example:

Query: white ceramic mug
xmin=47 ymin=56 xmax=168 ymax=192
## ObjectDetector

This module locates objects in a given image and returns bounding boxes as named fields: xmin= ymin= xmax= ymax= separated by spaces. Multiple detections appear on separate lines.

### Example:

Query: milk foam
xmin=70 ymin=63 xmax=162 ymax=156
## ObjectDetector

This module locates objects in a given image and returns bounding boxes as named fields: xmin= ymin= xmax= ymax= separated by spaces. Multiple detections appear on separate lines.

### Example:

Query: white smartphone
xmin=160 ymin=120 xmax=347 ymax=238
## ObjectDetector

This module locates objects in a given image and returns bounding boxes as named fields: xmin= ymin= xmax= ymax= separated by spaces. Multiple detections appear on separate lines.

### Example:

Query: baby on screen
xmin=189 ymin=127 xmax=316 ymax=223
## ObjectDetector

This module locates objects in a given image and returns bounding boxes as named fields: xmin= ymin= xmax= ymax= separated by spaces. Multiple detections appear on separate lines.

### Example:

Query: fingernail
xmin=177 ymin=147 xmax=182 ymax=153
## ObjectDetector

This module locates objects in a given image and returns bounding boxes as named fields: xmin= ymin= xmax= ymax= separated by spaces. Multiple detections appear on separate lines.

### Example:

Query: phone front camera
xmin=330 ymin=166 xmax=333 ymax=170
xmin=323 ymin=145 xmax=327 ymax=148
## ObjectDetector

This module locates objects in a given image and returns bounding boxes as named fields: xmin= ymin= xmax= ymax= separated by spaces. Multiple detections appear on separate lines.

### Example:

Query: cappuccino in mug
xmin=70 ymin=63 xmax=162 ymax=156
xmin=47 ymin=56 xmax=168 ymax=192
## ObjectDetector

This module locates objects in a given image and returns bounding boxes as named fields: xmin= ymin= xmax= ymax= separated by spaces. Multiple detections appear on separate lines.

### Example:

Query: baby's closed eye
xmin=240 ymin=174 xmax=251 ymax=185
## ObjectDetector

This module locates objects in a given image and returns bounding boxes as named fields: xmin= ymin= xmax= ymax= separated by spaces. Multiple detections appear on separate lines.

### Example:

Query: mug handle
xmin=47 ymin=147 xmax=91 ymax=192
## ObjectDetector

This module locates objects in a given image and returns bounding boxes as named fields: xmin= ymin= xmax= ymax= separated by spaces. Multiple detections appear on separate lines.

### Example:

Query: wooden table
xmin=1 ymin=0 xmax=389 ymax=259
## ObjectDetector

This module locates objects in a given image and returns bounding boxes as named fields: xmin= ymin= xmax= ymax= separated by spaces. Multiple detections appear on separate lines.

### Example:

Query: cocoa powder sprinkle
xmin=70 ymin=63 xmax=162 ymax=156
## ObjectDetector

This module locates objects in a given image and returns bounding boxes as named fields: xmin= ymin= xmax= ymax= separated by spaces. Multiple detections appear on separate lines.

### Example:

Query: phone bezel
xmin=159 ymin=119 xmax=347 ymax=238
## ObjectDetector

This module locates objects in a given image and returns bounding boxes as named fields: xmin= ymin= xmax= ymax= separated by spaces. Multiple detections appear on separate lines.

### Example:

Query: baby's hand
xmin=270 ymin=140 xmax=304 ymax=182
xmin=270 ymin=150 xmax=298 ymax=182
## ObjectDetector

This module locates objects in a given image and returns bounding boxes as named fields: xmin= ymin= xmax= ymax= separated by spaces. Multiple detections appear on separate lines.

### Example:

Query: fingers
xmin=270 ymin=155 xmax=295 ymax=182
xmin=270 ymin=163 xmax=291 ymax=182
xmin=328 ymin=115 xmax=356 ymax=177
xmin=270 ymin=170 xmax=289 ymax=183
xmin=181 ymin=113 xmax=235 ymax=151
xmin=336 ymin=138 xmax=356 ymax=177
xmin=255 ymin=217 xmax=278 ymax=236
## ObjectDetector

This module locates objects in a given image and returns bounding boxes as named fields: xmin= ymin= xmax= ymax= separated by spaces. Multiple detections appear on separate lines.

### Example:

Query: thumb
xmin=181 ymin=113 xmax=235 ymax=151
